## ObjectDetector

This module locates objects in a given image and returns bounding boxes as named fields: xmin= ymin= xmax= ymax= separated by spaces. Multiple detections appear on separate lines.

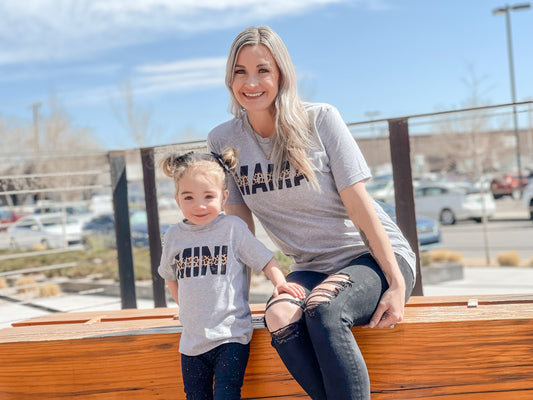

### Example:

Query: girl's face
xmin=175 ymin=171 xmax=228 ymax=226
xmin=232 ymin=44 xmax=280 ymax=114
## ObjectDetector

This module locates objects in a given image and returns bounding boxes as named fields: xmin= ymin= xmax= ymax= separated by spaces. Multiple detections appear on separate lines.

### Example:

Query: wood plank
xmin=1 ymin=296 xmax=532 ymax=399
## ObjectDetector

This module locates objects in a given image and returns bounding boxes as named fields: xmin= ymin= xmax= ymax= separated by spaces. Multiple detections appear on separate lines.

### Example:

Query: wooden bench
xmin=1 ymin=294 xmax=533 ymax=399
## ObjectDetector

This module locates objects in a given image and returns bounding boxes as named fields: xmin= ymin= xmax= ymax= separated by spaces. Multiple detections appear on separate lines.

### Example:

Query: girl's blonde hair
xmin=161 ymin=148 xmax=238 ymax=192
xmin=225 ymin=25 xmax=317 ymax=186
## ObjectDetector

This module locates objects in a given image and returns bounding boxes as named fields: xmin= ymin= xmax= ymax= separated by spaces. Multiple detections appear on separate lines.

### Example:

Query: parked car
xmin=376 ymin=200 xmax=441 ymax=250
xmin=365 ymin=175 xmax=395 ymax=204
xmin=0 ymin=208 xmax=27 ymax=231
xmin=33 ymin=203 xmax=93 ymax=225
xmin=82 ymin=211 xmax=170 ymax=249
xmin=414 ymin=182 xmax=495 ymax=225
xmin=490 ymin=173 xmax=528 ymax=199
xmin=8 ymin=213 xmax=84 ymax=250
xmin=522 ymin=180 xmax=533 ymax=220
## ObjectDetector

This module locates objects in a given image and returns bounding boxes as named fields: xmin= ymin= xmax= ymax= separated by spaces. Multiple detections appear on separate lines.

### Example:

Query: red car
xmin=490 ymin=173 xmax=529 ymax=199
xmin=0 ymin=209 xmax=27 ymax=231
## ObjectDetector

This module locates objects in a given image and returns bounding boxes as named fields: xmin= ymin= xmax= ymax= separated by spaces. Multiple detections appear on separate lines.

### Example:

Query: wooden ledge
xmin=1 ymin=295 xmax=532 ymax=399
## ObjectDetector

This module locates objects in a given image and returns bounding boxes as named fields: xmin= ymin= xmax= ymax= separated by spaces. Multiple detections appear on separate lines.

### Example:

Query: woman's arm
xmin=339 ymin=181 xmax=406 ymax=329
xmin=165 ymin=280 xmax=179 ymax=305
xmin=224 ymin=203 xmax=255 ymax=234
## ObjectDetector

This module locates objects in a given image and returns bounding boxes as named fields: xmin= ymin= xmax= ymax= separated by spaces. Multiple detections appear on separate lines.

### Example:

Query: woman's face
xmin=232 ymin=44 xmax=280 ymax=114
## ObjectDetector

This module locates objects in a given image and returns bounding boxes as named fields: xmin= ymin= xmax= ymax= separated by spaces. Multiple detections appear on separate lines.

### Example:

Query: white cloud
xmin=61 ymin=56 xmax=227 ymax=106
xmin=0 ymin=0 xmax=349 ymax=65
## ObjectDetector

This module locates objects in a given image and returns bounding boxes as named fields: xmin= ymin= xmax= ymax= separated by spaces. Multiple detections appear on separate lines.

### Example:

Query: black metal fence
xmin=1 ymin=101 xmax=532 ymax=307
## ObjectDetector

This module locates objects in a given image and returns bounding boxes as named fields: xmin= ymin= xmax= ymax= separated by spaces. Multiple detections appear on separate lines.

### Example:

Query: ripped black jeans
xmin=265 ymin=253 xmax=414 ymax=400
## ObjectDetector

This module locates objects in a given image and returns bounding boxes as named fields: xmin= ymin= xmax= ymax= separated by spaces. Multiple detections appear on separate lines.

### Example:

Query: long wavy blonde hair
xmin=225 ymin=26 xmax=317 ymax=186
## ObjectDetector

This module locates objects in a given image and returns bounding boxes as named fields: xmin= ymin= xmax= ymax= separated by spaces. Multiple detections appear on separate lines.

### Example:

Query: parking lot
xmin=1 ymin=197 xmax=532 ymax=330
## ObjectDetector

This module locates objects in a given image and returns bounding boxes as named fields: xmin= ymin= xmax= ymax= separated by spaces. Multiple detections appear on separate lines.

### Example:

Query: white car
xmin=8 ymin=213 xmax=84 ymax=250
xmin=365 ymin=175 xmax=395 ymax=204
xmin=522 ymin=180 xmax=533 ymax=220
xmin=414 ymin=183 xmax=495 ymax=225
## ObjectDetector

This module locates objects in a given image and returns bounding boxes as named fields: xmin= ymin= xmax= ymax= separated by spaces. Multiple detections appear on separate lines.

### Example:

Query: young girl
xmin=158 ymin=149 xmax=305 ymax=400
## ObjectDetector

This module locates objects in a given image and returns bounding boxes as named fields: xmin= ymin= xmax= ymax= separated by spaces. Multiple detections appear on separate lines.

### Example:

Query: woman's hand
xmin=273 ymin=282 xmax=306 ymax=299
xmin=363 ymin=281 xmax=406 ymax=329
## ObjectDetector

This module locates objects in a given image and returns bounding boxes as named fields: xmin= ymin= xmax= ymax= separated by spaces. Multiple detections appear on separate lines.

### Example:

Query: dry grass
xmin=15 ymin=276 xmax=37 ymax=293
xmin=496 ymin=251 xmax=521 ymax=267
xmin=428 ymin=249 xmax=463 ymax=263
xmin=39 ymin=284 xmax=61 ymax=297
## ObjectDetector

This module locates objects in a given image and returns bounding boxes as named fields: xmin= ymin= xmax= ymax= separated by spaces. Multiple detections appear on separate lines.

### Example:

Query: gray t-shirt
xmin=158 ymin=214 xmax=273 ymax=356
xmin=207 ymin=102 xmax=416 ymax=277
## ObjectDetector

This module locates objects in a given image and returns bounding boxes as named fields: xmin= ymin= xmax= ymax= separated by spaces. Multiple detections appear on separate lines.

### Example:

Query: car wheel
xmin=529 ymin=200 xmax=533 ymax=221
xmin=440 ymin=209 xmax=456 ymax=225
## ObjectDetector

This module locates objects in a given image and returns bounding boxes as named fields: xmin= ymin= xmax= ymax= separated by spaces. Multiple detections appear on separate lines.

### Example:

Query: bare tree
xmin=431 ymin=66 xmax=496 ymax=178
xmin=0 ymin=95 xmax=104 ymax=206
xmin=111 ymin=79 xmax=154 ymax=148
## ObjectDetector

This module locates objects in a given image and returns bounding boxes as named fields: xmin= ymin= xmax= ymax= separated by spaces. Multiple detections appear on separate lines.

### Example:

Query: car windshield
xmin=366 ymin=180 xmax=390 ymax=191
xmin=41 ymin=216 xmax=78 ymax=226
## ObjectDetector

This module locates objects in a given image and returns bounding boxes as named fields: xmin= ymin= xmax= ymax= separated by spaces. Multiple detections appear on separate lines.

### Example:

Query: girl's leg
xmin=304 ymin=254 xmax=414 ymax=400
xmin=181 ymin=353 xmax=215 ymax=400
xmin=212 ymin=342 xmax=250 ymax=400
xmin=264 ymin=270 xmax=329 ymax=400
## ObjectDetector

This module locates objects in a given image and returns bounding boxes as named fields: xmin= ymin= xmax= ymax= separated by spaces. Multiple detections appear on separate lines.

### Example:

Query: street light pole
xmin=493 ymin=3 xmax=531 ymax=194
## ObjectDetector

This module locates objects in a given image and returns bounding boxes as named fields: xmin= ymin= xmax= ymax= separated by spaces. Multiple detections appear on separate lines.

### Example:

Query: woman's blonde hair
xmin=225 ymin=26 xmax=317 ymax=185
xmin=161 ymin=148 xmax=238 ymax=192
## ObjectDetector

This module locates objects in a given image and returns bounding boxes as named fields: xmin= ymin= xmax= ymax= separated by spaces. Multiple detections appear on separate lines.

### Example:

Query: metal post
xmin=109 ymin=151 xmax=137 ymax=309
xmin=388 ymin=118 xmax=423 ymax=296
xmin=493 ymin=3 xmax=531 ymax=194
xmin=504 ymin=9 xmax=524 ymax=193
xmin=141 ymin=147 xmax=167 ymax=308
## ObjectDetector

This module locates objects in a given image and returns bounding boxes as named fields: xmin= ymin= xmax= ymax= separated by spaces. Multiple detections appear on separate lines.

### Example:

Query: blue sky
xmin=1 ymin=0 xmax=532 ymax=150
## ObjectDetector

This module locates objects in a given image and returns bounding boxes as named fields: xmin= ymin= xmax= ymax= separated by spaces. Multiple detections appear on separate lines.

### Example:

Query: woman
xmin=207 ymin=25 xmax=416 ymax=400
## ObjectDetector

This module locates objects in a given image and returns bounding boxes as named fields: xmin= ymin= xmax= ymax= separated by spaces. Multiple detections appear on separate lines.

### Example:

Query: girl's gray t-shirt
xmin=207 ymin=102 xmax=416 ymax=277
xmin=158 ymin=214 xmax=273 ymax=356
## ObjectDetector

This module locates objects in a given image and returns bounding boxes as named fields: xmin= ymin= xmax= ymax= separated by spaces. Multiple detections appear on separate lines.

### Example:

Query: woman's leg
xmin=212 ymin=342 xmax=250 ymax=400
xmin=304 ymin=254 xmax=414 ymax=400
xmin=181 ymin=353 xmax=215 ymax=400
xmin=264 ymin=270 xmax=329 ymax=400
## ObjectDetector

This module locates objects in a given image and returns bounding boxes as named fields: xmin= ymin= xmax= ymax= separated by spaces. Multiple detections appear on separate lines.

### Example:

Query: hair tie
xmin=172 ymin=151 xmax=193 ymax=165
xmin=210 ymin=152 xmax=231 ymax=173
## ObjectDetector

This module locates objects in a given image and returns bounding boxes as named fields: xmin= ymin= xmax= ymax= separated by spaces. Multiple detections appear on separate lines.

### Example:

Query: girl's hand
xmin=363 ymin=282 xmax=405 ymax=329
xmin=274 ymin=282 xmax=306 ymax=299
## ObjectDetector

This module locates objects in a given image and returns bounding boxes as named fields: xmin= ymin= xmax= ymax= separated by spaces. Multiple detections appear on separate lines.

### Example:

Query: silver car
xmin=414 ymin=182 xmax=495 ymax=225
xmin=8 ymin=213 xmax=83 ymax=250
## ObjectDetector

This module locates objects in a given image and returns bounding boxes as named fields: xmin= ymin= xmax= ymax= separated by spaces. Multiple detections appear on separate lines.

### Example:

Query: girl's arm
xmin=262 ymin=258 xmax=305 ymax=299
xmin=339 ymin=181 xmax=406 ymax=329
xmin=165 ymin=280 xmax=179 ymax=305
xmin=224 ymin=203 xmax=255 ymax=234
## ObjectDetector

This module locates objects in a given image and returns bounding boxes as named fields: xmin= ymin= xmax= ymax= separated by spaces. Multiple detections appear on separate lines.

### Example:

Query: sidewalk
xmin=2 ymin=266 xmax=533 ymax=330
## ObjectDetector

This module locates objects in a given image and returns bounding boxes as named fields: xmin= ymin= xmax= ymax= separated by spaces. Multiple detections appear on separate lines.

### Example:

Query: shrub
xmin=274 ymin=251 xmax=293 ymax=275
xmin=15 ymin=276 xmax=37 ymax=293
xmin=39 ymin=284 xmax=61 ymax=297
xmin=496 ymin=251 xmax=521 ymax=267
xmin=428 ymin=249 xmax=463 ymax=263
xmin=420 ymin=251 xmax=432 ymax=266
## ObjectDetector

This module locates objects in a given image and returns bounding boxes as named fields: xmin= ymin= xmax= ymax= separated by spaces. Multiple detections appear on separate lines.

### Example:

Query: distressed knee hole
xmin=305 ymin=273 xmax=352 ymax=310
xmin=264 ymin=296 xmax=304 ymax=332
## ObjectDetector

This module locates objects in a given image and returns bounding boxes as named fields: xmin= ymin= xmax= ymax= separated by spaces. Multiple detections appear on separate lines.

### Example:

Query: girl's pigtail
xmin=221 ymin=147 xmax=239 ymax=171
